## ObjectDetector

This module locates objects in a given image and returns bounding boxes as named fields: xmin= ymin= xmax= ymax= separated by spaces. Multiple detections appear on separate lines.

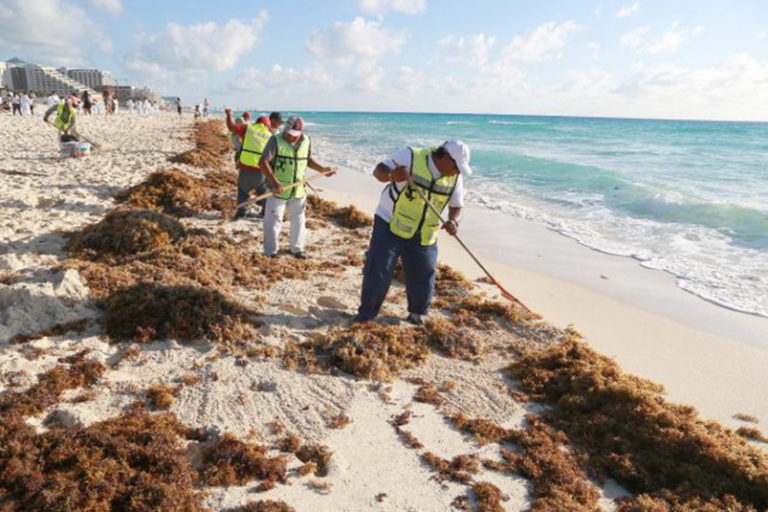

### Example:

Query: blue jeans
xmin=357 ymin=215 xmax=438 ymax=321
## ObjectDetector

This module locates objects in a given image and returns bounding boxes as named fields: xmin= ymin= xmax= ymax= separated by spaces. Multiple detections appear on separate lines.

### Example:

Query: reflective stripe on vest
xmin=238 ymin=122 xmax=271 ymax=168
xmin=389 ymin=147 xmax=458 ymax=246
xmin=273 ymin=134 xmax=310 ymax=200
xmin=54 ymin=103 xmax=76 ymax=132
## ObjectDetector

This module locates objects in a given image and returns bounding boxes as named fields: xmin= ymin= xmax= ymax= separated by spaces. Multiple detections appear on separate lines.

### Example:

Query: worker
xmin=351 ymin=141 xmax=472 ymax=325
xmin=225 ymin=109 xmax=272 ymax=219
xmin=259 ymin=116 xmax=337 ymax=258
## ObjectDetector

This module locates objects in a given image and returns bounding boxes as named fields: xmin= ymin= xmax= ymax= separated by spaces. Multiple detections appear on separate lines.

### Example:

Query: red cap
xmin=257 ymin=116 xmax=271 ymax=128
xmin=242 ymin=111 xmax=251 ymax=119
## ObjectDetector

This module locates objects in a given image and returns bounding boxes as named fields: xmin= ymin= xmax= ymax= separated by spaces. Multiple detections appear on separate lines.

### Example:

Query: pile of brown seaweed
xmin=114 ymin=169 xmax=213 ymax=216
xmin=169 ymin=120 xmax=232 ymax=169
xmin=306 ymin=195 xmax=372 ymax=229
xmin=102 ymin=283 xmax=261 ymax=345
xmin=296 ymin=322 xmax=431 ymax=381
xmin=199 ymin=434 xmax=288 ymax=487
xmin=66 ymin=209 xmax=186 ymax=262
xmin=507 ymin=339 xmax=768 ymax=511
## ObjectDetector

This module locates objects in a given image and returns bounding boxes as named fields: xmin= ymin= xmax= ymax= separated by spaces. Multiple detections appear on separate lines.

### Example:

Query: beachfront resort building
xmin=63 ymin=68 xmax=113 ymax=91
xmin=1 ymin=58 xmax=99 ymax=98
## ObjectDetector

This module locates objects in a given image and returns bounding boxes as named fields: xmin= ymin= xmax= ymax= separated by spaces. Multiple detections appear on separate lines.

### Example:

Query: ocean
xmin=242 ymin=111 xmax=768 ymax=318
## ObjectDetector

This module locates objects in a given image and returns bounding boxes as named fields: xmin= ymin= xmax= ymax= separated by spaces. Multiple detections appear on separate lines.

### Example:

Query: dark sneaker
xmin=350 ymin=314 xmax=369 ymax=325
xmin=232 ymin=211 xmax=245 ymax=221
xmin=266 ymin=253 xmax=278 ymax=259
xmin=405 ymin=313 xmax=423 ymax=326
xmin=291 ymin=252 xmax=308 ymax=260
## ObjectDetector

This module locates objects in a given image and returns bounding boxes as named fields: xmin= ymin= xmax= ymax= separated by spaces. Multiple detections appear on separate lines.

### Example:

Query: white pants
xmin=263 ymin=195 xmax=306 ymax=256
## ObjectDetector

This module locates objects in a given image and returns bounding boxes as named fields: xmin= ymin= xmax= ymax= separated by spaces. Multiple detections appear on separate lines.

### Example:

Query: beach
xmin=1 ymin=111 xmax=767 ymax=511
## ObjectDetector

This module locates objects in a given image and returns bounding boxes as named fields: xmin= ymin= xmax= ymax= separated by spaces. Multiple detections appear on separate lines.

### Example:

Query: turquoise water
xmin=244 ymin=111 xmax=768 ymax=317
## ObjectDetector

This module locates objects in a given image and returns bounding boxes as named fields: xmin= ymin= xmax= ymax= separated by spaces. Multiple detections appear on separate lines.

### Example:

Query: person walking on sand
xmin=259 ymin=116 xmax=337 ymax=258
xmin=225 ymin=108 xmax=272 ymax=220
xmin=351 ymin=141 xmax=472 ymax=325
xmin=176 ymin=97 xmax=182 ymax=117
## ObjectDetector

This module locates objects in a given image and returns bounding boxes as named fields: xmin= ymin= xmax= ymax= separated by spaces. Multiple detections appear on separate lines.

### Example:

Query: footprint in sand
xmin=317 ymin=296 xmax=347 ymax=310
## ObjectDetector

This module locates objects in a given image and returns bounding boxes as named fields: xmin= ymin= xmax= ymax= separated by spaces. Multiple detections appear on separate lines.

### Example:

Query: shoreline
xmin=315 ymin=167 xmax=768 ymax=427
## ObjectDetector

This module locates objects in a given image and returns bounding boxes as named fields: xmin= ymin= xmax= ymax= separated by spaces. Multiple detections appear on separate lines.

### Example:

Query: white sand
xmin=1 ymin=112 xmax=764 ymax=511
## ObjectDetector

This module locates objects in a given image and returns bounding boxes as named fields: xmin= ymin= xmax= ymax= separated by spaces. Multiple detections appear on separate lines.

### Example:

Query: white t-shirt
xmin=374 ymin=146 xmax=464 ymax=223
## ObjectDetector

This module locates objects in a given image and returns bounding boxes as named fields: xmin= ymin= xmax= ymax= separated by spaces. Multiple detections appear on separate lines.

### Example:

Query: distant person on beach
xmin=351 ymin=141 xmax=472 ymax=325
xmin=82 ymin=91 xmax=92 ymax=115
xmin=29 ymin=93 xmax=36 ymax=115
xmin=203 ymin=98 xmax=209 ymax=117
xmin=259 ymin=116 xmax=337 ymax=258
xmin=11 ymin=93 xmax=21 ymax=116
xmin=44 ymin=94 xmax=81 ymax=142
xmin=226 ymin=109 xmax=271 ymax=220
xmin=20 ymin=93 xmax=31 ymax=117
xmin=194 ymin=104 xmax=200 ymax=119
xmin=176 ymin=97 xmax=182 ymax=116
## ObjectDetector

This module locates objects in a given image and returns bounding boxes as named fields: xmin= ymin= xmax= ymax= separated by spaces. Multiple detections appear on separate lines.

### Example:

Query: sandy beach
xmin=1 ymin=112 xmax=767 ymax=512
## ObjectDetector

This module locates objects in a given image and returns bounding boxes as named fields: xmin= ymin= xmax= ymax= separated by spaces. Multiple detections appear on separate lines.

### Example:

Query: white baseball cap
xmin=442 ymin=140 xmax=472 ymax=176
xmin=284 ymin=116 xmax=305 ymax=137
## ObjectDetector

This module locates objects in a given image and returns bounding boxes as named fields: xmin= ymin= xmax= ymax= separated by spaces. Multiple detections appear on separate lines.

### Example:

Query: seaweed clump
xmin=303 ymin=323 xmax=430 ymax=381
xmin=102 ymin=283 xmax=261 ymax=345
xmin=114 ymin=169 xmax=212 ymax=216
xmin=472 ymin=482 xmax=506 ymax=512
xmin=507 ymin=339 xmax=768 ymax=510
xmin=66 ymin=209 xmax=186 ymax=262
xmin=1 ymin=398 xmax=205 ymax=511
xmin=424 ymin=316 xmax=486 ymax=361
xmin=306 ymin=195 xmax=372 ymax=229
xmin=199 ymin=434 xmax=287 ymax=487
xmin=169 ymin=120 xmax=232 ymax=169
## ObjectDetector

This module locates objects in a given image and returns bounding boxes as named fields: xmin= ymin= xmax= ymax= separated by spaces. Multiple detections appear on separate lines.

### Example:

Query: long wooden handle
xmin=232 ymin=168 xmax=336 ymax=212
xmin=406 ymin=177 xmax=532 ymax=312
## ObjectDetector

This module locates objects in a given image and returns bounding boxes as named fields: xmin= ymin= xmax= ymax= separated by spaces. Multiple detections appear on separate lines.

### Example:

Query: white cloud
xmin=438 ymin=33 xmax=496 ymax=67
xmin=392 ymin=65 xmax=420 ymax=93
xmin=504 ymin=20 xmax=581 ymax=62
xmin=617 ymin=54 xmax=768 ymax=113
xmin=230 ymin=62 xmax=336 ymax=93
xmin=306 ymin=17 xmax=406 ymax=60
xmin=620 ymin=26 xmax=649 ymax=50
xmin=646 ymin=27 xmax=685 ymax=54
xmin=126 ymin=12 xmax=268 ymax=75
xmin=0 ymin=0 xmax=111 ymax=66
xmin=89 ymin=0 xmax=122 ymax=15
xmin=359 ymin=0 xmax=427 ymax=15
xmin=616 ymin=2 xmax=640 ymax=19
xmin=622 ymin=23 xmax=703 ymax=55
xmin=587 ymin=42 xmax=600 ymax=60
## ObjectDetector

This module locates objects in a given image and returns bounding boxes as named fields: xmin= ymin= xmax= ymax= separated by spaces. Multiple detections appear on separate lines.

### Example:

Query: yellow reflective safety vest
xmin=238 ymin=122 xmax=271 ymax=168
xmin=389 ymin=147 xmax=458 ymax=246
xmin=54 ymin=103 xmax=77 ymax=132
xmin=273 ymin=134 xmax=310 ymax=200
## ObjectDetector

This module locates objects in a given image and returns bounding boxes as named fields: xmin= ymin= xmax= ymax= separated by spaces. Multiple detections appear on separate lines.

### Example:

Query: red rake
xmin=407 ymin=177 xmax=532 ymax=313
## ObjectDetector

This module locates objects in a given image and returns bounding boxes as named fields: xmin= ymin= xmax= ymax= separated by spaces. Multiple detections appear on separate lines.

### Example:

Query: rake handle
xmin=406 ymin=177 xmax=531 ymax=312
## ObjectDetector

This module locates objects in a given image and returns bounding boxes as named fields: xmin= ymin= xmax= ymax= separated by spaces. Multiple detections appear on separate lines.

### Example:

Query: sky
xmin=1 ymin=0 xmax=767 ymax=120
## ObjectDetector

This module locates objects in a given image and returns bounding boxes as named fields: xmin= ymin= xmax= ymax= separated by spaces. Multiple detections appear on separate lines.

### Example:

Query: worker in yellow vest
xmin=352 ymin=141 xmax=472 ymax=325
xmin=43 ymin=94 xmax=81 ymax=142
xmin=225 ymin=109 xmax=274 ymax=219
xmin=259 ymin=116 xmax=337 ymax=258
